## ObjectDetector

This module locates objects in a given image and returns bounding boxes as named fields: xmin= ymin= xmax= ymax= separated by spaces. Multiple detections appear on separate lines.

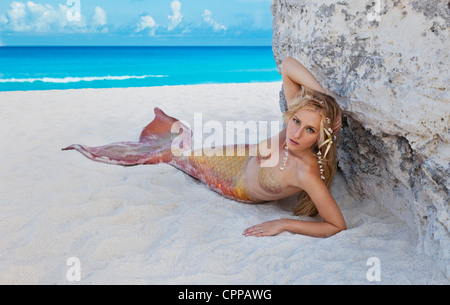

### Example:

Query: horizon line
xmin=0 ymin=45 xmax=273 ymax=48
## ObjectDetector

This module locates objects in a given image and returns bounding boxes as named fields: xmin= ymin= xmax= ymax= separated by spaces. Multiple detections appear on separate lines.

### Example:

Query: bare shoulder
xmin=289 ymin=154 xmax=322 ymax=189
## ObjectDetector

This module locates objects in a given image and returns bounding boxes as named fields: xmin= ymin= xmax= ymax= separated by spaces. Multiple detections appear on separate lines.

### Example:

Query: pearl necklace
xmin=279 ymin=145 xmax=289 ymax=171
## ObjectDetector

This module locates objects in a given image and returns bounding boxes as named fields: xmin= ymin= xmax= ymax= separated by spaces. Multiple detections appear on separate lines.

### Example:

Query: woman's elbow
xmin=282 ymin=56 xmax=295 ymax=71
xmin=324 ymin=223 xmax=347 ymax=238
xmin=337 ymin=224 xmax=347 ymax=234
xmin=336 ymin=220 xmax=347 ymax=233
xmin=283 ymin=56 xmax=296 ymax=64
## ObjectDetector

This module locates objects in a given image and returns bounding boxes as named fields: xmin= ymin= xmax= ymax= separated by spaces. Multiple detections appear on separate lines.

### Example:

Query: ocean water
xmin=0 ymin=46 xmax=281 ymax=91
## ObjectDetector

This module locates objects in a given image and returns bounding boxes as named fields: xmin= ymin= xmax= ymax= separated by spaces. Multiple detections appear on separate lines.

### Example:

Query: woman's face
xmin=286 ymin=109 xmax=321 ymax=155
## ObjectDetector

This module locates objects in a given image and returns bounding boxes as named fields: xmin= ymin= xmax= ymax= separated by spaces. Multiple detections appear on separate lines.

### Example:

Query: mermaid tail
xmin=63 ymin=108 xmax=189 ymax=166
xmin=63 ymin=108 xmax=253 ymax=202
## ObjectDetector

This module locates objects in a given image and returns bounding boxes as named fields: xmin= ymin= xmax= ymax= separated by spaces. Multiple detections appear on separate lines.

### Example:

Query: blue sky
xmin=0 ymin=0 xmax=274 ymax=46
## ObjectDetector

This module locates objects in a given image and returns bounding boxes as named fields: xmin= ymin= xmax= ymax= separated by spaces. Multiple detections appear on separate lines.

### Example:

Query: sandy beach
xmin=0 ymin=82 xmax=447 ymax=284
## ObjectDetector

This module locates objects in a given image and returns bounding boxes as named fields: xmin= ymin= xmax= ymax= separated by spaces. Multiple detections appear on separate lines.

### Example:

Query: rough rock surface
xmin=271 ymin=0 xmax=449 ymax=277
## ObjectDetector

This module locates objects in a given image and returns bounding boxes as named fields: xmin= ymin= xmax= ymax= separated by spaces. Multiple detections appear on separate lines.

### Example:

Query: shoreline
xmin=0 ymin=82 xmax=447 ymax=284
xmin=0 ymin=80 xmax=283 ymax=94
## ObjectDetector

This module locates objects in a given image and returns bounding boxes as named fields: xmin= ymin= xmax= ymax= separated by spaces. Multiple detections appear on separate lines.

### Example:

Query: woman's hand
xmin=242 ymin=219 xmax=286 ymax=237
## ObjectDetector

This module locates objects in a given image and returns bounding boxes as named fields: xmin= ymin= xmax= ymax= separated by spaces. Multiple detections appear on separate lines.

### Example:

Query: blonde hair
xmin=283 ymin=87 xmax=341 ymax=217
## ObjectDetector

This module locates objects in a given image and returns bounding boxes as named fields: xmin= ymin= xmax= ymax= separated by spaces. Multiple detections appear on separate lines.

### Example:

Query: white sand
xmin=0 ymin=82 xmax=447 ymax=284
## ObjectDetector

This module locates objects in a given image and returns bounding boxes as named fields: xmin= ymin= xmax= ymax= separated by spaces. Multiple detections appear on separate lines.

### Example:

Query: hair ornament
xmin=319 ymin=127 xmax=334 ymax=159
xmin=316 ymin=126 xmax=335 ymax=181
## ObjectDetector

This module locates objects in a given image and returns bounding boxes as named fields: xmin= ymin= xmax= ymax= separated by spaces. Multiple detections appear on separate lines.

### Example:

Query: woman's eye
xmin=293 ymin=118 xmax=300 ymax=125
xmin=307 ymin=128 xmax=315 ymax=133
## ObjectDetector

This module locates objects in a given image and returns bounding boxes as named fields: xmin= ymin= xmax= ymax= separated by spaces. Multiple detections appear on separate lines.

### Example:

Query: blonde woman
xmin=63 ymin=57 xmax=346 ymax=238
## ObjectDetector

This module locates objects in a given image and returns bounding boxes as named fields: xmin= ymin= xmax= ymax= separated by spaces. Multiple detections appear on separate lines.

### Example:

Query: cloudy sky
xmin=0 ymin=0 xmax=274 ymax=46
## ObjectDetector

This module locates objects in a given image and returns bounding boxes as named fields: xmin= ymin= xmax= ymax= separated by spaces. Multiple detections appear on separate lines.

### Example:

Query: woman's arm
xmin=282 ymin=56 xmax=328 ymax=101
xmin=282 ymin=56 xmax=343 ymax=133
xmin=282 ymin=178 xmax=346 ymax=237
xmin=243 ymin=172 xmax=346 ymax=238
xmin=243 ymin=217 xmax=345 ymax=238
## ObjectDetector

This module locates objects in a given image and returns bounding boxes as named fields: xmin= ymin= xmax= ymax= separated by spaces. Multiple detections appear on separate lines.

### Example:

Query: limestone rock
xmin=271 ymin=0 xmax=449 ymax=277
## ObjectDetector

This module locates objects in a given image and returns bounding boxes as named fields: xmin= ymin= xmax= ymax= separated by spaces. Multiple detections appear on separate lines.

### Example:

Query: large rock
xmin=271 ymin=0 xmax=449 ymax=277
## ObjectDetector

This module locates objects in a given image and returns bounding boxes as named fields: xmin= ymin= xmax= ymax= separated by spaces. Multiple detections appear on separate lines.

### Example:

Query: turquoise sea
xmin=0 ymin=46 xmax=281 ymax=91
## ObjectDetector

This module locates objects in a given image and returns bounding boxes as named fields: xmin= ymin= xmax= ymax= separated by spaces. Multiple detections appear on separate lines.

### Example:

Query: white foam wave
xmin=0 ymin=75 xmax=168 ymax=84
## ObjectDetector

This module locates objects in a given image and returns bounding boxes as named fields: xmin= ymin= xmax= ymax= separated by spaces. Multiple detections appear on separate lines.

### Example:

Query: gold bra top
xmin=256 ymin=161 xmax=283 ymax=194
xmin=255 ymin=139 xmax=283 ymax=194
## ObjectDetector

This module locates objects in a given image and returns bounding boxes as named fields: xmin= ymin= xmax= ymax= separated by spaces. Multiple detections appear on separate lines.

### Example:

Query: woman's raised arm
xmin=282 ymin=56 xmax=327 ymax=101
xmin=282 ymin=56 xmax=342 ymax=133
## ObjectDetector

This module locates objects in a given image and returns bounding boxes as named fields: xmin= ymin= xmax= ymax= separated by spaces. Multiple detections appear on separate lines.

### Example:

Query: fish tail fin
xmin=140 ymin=107 xmax=180 ymax=142
xmin=62 ymin=108 xmax=191 ymax=166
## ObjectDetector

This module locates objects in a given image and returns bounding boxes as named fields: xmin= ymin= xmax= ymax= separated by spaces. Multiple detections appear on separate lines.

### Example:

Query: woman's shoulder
xmin=289 ymin=153 xmax=322 ymax=186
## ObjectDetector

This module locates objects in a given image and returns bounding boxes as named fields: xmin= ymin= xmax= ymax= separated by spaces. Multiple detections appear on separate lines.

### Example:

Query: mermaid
xmin=63 ymin=57 xmax=346 ymax=238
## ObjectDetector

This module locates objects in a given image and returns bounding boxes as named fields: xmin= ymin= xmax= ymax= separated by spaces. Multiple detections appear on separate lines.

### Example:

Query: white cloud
xmin=202 ymin=10 xmax=226 ymax=32
xmin=0 ymin=11 xmax=10 ymax=31
xmin=0 ymin=1 xmax=85 ymax=33
xmin=0 ymin=1 xmax=109 ymax=33
xmin=168 ymin=0 xmax=183 ymax=31
xmin=92 ymin=7 xmax=107 ymax=27
xmin=136 ymin=15 xmax=158 ymax=35
xmin=4 ymin=1 xmax=31 ymax=31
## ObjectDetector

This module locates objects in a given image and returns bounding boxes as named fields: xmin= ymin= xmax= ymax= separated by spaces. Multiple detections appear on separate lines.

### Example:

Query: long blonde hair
xmin=283 ymin=87 xmax=341 ymax=217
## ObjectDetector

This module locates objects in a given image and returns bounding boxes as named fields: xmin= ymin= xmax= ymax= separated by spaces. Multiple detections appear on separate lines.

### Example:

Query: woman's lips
xmin=289 ymin=138 xmax=299 ymax=146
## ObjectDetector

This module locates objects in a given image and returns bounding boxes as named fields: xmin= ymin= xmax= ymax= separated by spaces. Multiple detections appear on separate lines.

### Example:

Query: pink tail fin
xmin=62 ymin=108 xmax=191 ymax=166
xmin=140 ymin=108 xmax=181 ymax=142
